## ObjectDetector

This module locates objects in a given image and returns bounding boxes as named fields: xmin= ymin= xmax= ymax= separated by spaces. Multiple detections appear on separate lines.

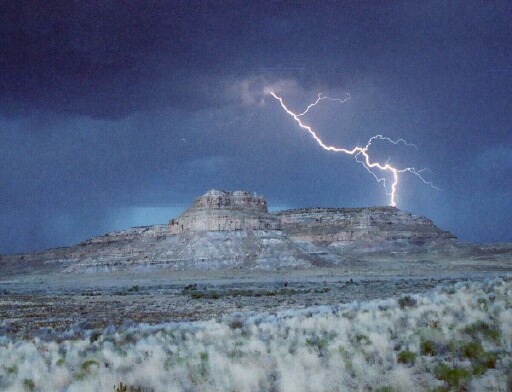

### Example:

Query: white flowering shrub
xmin=0 ymin=276 xmax=511 ymax=391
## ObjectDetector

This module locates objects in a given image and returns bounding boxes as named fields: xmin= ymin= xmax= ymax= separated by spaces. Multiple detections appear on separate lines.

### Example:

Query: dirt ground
xmin=1 ymin=253 xmax=511 ymax=340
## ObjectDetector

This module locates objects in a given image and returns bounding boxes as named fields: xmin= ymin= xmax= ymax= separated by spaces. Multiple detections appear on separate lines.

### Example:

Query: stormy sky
xmin=1 ymin=1 xmax=511 ymax=254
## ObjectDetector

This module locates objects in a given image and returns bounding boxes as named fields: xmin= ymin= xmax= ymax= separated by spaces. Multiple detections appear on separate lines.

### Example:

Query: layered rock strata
xmin=274 ymin=207 xmax=457 ymax=254
xmin=1 ymin=189 xmax=464 ymax=273
xmin=169 ymin=190 xmax=280 ymax=233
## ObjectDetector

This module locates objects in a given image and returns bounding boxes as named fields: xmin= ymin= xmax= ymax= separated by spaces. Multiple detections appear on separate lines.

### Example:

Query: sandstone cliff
xmin=275 ymin=207 xmax=457 ymax=255
xmin=169 ymin=190 xmax=280 ymax=233
xmin=1 ymin=189 xmax=465 ymax=274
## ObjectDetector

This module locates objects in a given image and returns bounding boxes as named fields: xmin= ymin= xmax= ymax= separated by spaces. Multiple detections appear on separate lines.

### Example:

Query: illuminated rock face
xmin=2 ymin=190 xmax=464 ymax=273
xmin=190 ymin=189 xmax=267 ymax=212
xmin=275 ymin=207 xmax=457 ymax=254
xmin=168 ymin=190 xmax=280 ymax=233
xmin=167 ymin=190 xmax=455 ymax=254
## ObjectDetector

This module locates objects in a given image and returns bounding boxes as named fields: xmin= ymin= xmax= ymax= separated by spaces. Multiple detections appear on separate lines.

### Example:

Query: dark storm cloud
xmin=1 ymin=1 xmax=234 ymax=117
xmin=2 ymin=1 xmax=510 ymax=113
xmin=0 ymin=1 xmax=340 ymax=117
xmin=1 ymin=1 xmax=512 ymax=253
xmin=4 ymin=1 xmax=506 ymax=118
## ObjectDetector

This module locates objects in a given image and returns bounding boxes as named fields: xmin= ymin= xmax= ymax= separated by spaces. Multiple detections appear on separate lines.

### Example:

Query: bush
xmin=420 ymin=340 xmax=436 ymax=356
xmin=471 ymin=350 xmax=497 ymax=376
xmin=375 ymin=387 xmax=394 ymax=392
xmin=22 ymin=378 xmax=35 ymax=391
xmin=460 ymin=340 xmax=483 ymax=360
xmin=228 ymin=320 xmax=243 ymax=330
xmin=4 ymin=364 xmax=17 ymax=374
xmin=81 ymin=359 xmax=99 ymax=371
xmin=398 ymin=295 xmax=417 ymax=309
xmin=306 ymin=336 xmax=328 ymax=352
xmin=89 ymin=330 xmax=102 ymax=343
xmin=477 ymin=298 xmax=488 ymax=311
xmin=397 ymin=350 xmax=417 ymax=366
xmin=452 ymin=337 xmax=497 ymax=376
xmin=114 ymin=382 xmax=148 ymax=392
xmin=434 ymin=363 xmax=471 ymax=389
xmin=190 ymin=290 xmax=220 ymax=300
xmin=74 ymin=371 xmax=87 ymax=381
xmin=429 ymin=320 xmax=440 ymax=329
xmin=462 ymin=321 xmax=500 ymax=343
xmin=355 ymin=334 xmax=371 ymax=345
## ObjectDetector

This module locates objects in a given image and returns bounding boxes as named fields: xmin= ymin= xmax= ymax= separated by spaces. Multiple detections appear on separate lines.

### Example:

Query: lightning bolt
xmin=270 ymin=91 xmax=438 ymax=207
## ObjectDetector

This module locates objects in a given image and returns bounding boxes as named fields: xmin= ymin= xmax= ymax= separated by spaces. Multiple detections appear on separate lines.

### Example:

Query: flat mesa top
xmin=272 ymin=206 xmax=399 ymax=215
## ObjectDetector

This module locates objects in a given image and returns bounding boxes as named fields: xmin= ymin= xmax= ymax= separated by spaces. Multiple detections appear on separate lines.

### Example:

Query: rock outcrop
xmin=169 ymin=190 xmax=280 ymax=233
xmin=1 ymin=189 xmax=464 ymax=274
xmin=275 ymin=207 xmax=457 ymax=254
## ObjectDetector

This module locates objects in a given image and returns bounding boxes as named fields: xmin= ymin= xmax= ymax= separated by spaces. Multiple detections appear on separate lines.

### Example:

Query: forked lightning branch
xmin=270 ymin=91 xmax=437 ymax=206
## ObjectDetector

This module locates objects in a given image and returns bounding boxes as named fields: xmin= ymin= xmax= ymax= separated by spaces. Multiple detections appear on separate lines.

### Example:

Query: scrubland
xmin=1 ymin=275 xmax=511 ymax=391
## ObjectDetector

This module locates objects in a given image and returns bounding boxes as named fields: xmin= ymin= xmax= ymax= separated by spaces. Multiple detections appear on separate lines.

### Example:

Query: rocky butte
xmin=169 ymin=190 xmax=280 ymax=233
xmin=0 ymin=189 xmax=472 ymax=274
